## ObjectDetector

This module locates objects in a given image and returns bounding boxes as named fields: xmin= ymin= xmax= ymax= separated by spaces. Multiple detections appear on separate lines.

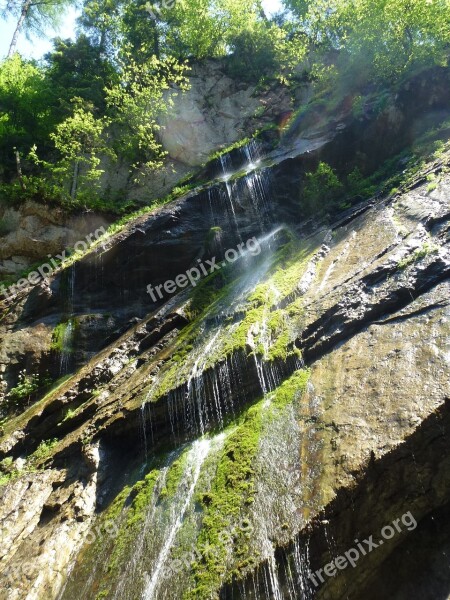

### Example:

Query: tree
xmin=284 ymin=0 xmax=450 ymax=81
xmin=79 ymin=0 xmax=160 ymax=62
xmin=1 ymin=0 xmax=77 ymax=57
xmin=30 ymin=98 xmax=114 ymax=203
xmin=44 ymin=35 xmax=118 ymax=116
xmin=104 ymin=53 xmax=190 ymax=180
xmin=79 ymin=0 xmax=306 ymax=83
xmin=0 ymin=54 xmax=51 ymax=179
xmin=158 ymin=0 xmax=267 ymax=59
xmin=78 ymin=0 xmax=124 ymax=57
xmin=302 ymin=161 xmax=343 ymax=215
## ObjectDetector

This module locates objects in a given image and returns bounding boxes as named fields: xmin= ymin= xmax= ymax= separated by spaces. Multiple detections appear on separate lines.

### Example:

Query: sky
xmin=0 ymin=6 xmax=79 ymax=60
xmin=0 ymin=0 xmax=284 ymax=61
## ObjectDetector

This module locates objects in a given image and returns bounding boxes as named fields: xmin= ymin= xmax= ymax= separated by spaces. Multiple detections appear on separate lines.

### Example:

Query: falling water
xmin=260 ymin=543 xmax=284 ymax=600
xmin=291 ymin=537 xmax=314 ymax=600
xmin=141 ymin=438 xmax=214 ymax=600
xmin=186 ymin=331 xmax=221 ymax=435
xmin=243 ymin=139 xmax=263 ymax=172
xmin=140 ymin=403 xmax=149 ymax=459
xmin=140 ymin=384 xmax=158 ymax=458
xmin=59 ymin=319 xmax=74 ymax=375
xmin=324 ymin=523 xmax=338 ymax=562
xmin=243 ymin=169 xmax=272 ymax=231
xmin=111 ymin=462 xmax=173 ymax=600
xmin=67 ymin=264 xmax=75 ymax=311
xmin=59 ymin=264 xmax=76 ymax=375
xmin=221 ymin=179 xmax=243 ymax=240
xmin=219 ymin=153 xmax=233 ymax=178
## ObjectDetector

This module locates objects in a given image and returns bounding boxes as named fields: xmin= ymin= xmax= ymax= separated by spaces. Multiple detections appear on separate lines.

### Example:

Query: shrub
xmin=7 ymin=371 xmax=40 ymax=405
xmin=3 ymin=370 xmax=52 ymax=414
xmin=301 ymin=162 xmax=343 ymax=215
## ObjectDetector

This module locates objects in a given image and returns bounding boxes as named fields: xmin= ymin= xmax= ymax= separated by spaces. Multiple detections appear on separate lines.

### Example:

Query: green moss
xmin=398 ymin=241 xmax=439 ymax=270
xmin=51 ymin=319 xmax=75 ymax=353
xmin=222 ymin=306 xmax=264 ymax=356
xmin=93 ymin=468 xmax=160 ymax=598
xmin=266 ymin=310 xmax=301 ymax=362
xmin=160 ymin=449 xmax=189 ymax=499
xmin=186 ymin=370 xmax=310 ymax=598
xmin=208 ymin=138 xmax=251 ymax=163
xmin=125 ymin=470 xmax=160 ymax=529
xmin=270 ymin=369 xmax=310 ymax=412
xmin=149 ymin=236 xmax=314 ymax=405
xmin=186 ymin=402 xmax=263 ymax=599
xmin=186 ymin=270 xmax=231 ymax=321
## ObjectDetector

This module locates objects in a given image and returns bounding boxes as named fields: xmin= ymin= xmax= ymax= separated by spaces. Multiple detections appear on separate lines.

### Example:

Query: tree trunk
xmin=71 ymin=161 xmax=80 ymax=200
xmin=8 ymin=0 xmax=33 ymax=57
xmin=14 ymin=147 xmax=26 ymax=191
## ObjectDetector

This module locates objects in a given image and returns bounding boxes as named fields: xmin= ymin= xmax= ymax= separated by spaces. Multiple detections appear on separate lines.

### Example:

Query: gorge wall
xmin=0 ymin=65 xmax=449 ymax=600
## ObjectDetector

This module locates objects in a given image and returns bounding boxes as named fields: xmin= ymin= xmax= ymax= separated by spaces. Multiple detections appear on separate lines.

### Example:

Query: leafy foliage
xmin=104 ymin=54 xmax=190 ymax=180
xmin=7 ymin=371 xmax=40 ymax=404
xmin=29 ymin=99 xmax=113 ymax=206
xmin=0 ymin=0 xmax=449 ymax=213
xmin=302 ymin=161 xmax=343 ymax=215
xmin=44 ymin=35 xmax=118 ymax=116
xmin=0 ymin=55 xmax=52 ymax=178
xmin=286 ymin=0 xmax=450 ymax=81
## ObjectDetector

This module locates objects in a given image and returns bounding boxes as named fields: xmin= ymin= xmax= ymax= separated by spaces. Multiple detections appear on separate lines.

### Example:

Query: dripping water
xmin=292 ymin=537 xmax=314 ymax=600
xmin=59 ymin=319 xmax=74 ymax=375
xmin=186 ymin=330 xmax=221 ymax=434
xmin=59 ymin=265 xmax=76 ymax=375
xmin=141 ymin=437 xmax=215 ymax=600
xmin=219 ymin=153 xmax=232 ymax=178
xmin=243 ymin=139 xmax=262 ymax=169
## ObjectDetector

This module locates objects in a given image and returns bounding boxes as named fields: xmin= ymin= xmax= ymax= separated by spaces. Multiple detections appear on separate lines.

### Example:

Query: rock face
xmin=0 ymin=67 xmax=449 ymax=600
xmin=158 ymin=59 xmax=293 ymax=166
xmin=0 ymin=201 xmax=111 ymax=279
xmin=0 ymin=60 xmax=293 ymax=282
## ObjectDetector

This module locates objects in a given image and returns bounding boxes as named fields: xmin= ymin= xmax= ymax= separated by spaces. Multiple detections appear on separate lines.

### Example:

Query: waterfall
xmin=219 ymin=153 xmax=232 ymax=178
xmin=62 ymin=263 xmax=76 ymax=315
xmin=260 ymin=543 xmax=284 ymax=600
xmin=243 ymin=169 xmax=272 ymax=231
xmin=140 ymin=403 xmax=149 ymax=459
xmin=59 ymin=319 xmax=74 ymax=375
xmin=186 ymin=331 xmax=221 ymax=435
xmin=267 ymin=550 xmax=284 ymax=600
xmin=243 ymin=139 xmax=262 ymax=169
xmin=221 ymin=179 xmax=243 ymax=240
xmin=141 ymin=438 xmax=214 ymax=600
xmin=111 ymin=464 xmax=172 ymax=600
xmin=291 ymin=537 xmax=314 ymax=600
xmin=59 ymin=264 xmax=76 ymax=375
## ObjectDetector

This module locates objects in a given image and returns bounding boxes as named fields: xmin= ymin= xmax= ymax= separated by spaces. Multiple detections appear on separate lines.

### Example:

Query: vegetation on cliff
xmin=0 ymin=2 xmax=449 ymax=599
xmin=0 ymin=0 xmax=448 ymax=212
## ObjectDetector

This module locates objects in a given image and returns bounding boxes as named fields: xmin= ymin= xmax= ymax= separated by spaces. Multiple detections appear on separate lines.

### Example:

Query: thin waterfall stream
xmin=59 ymin=265 xmax=76 ymax=375
xmin=141 ymin=435 xmax=224 ymax=600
